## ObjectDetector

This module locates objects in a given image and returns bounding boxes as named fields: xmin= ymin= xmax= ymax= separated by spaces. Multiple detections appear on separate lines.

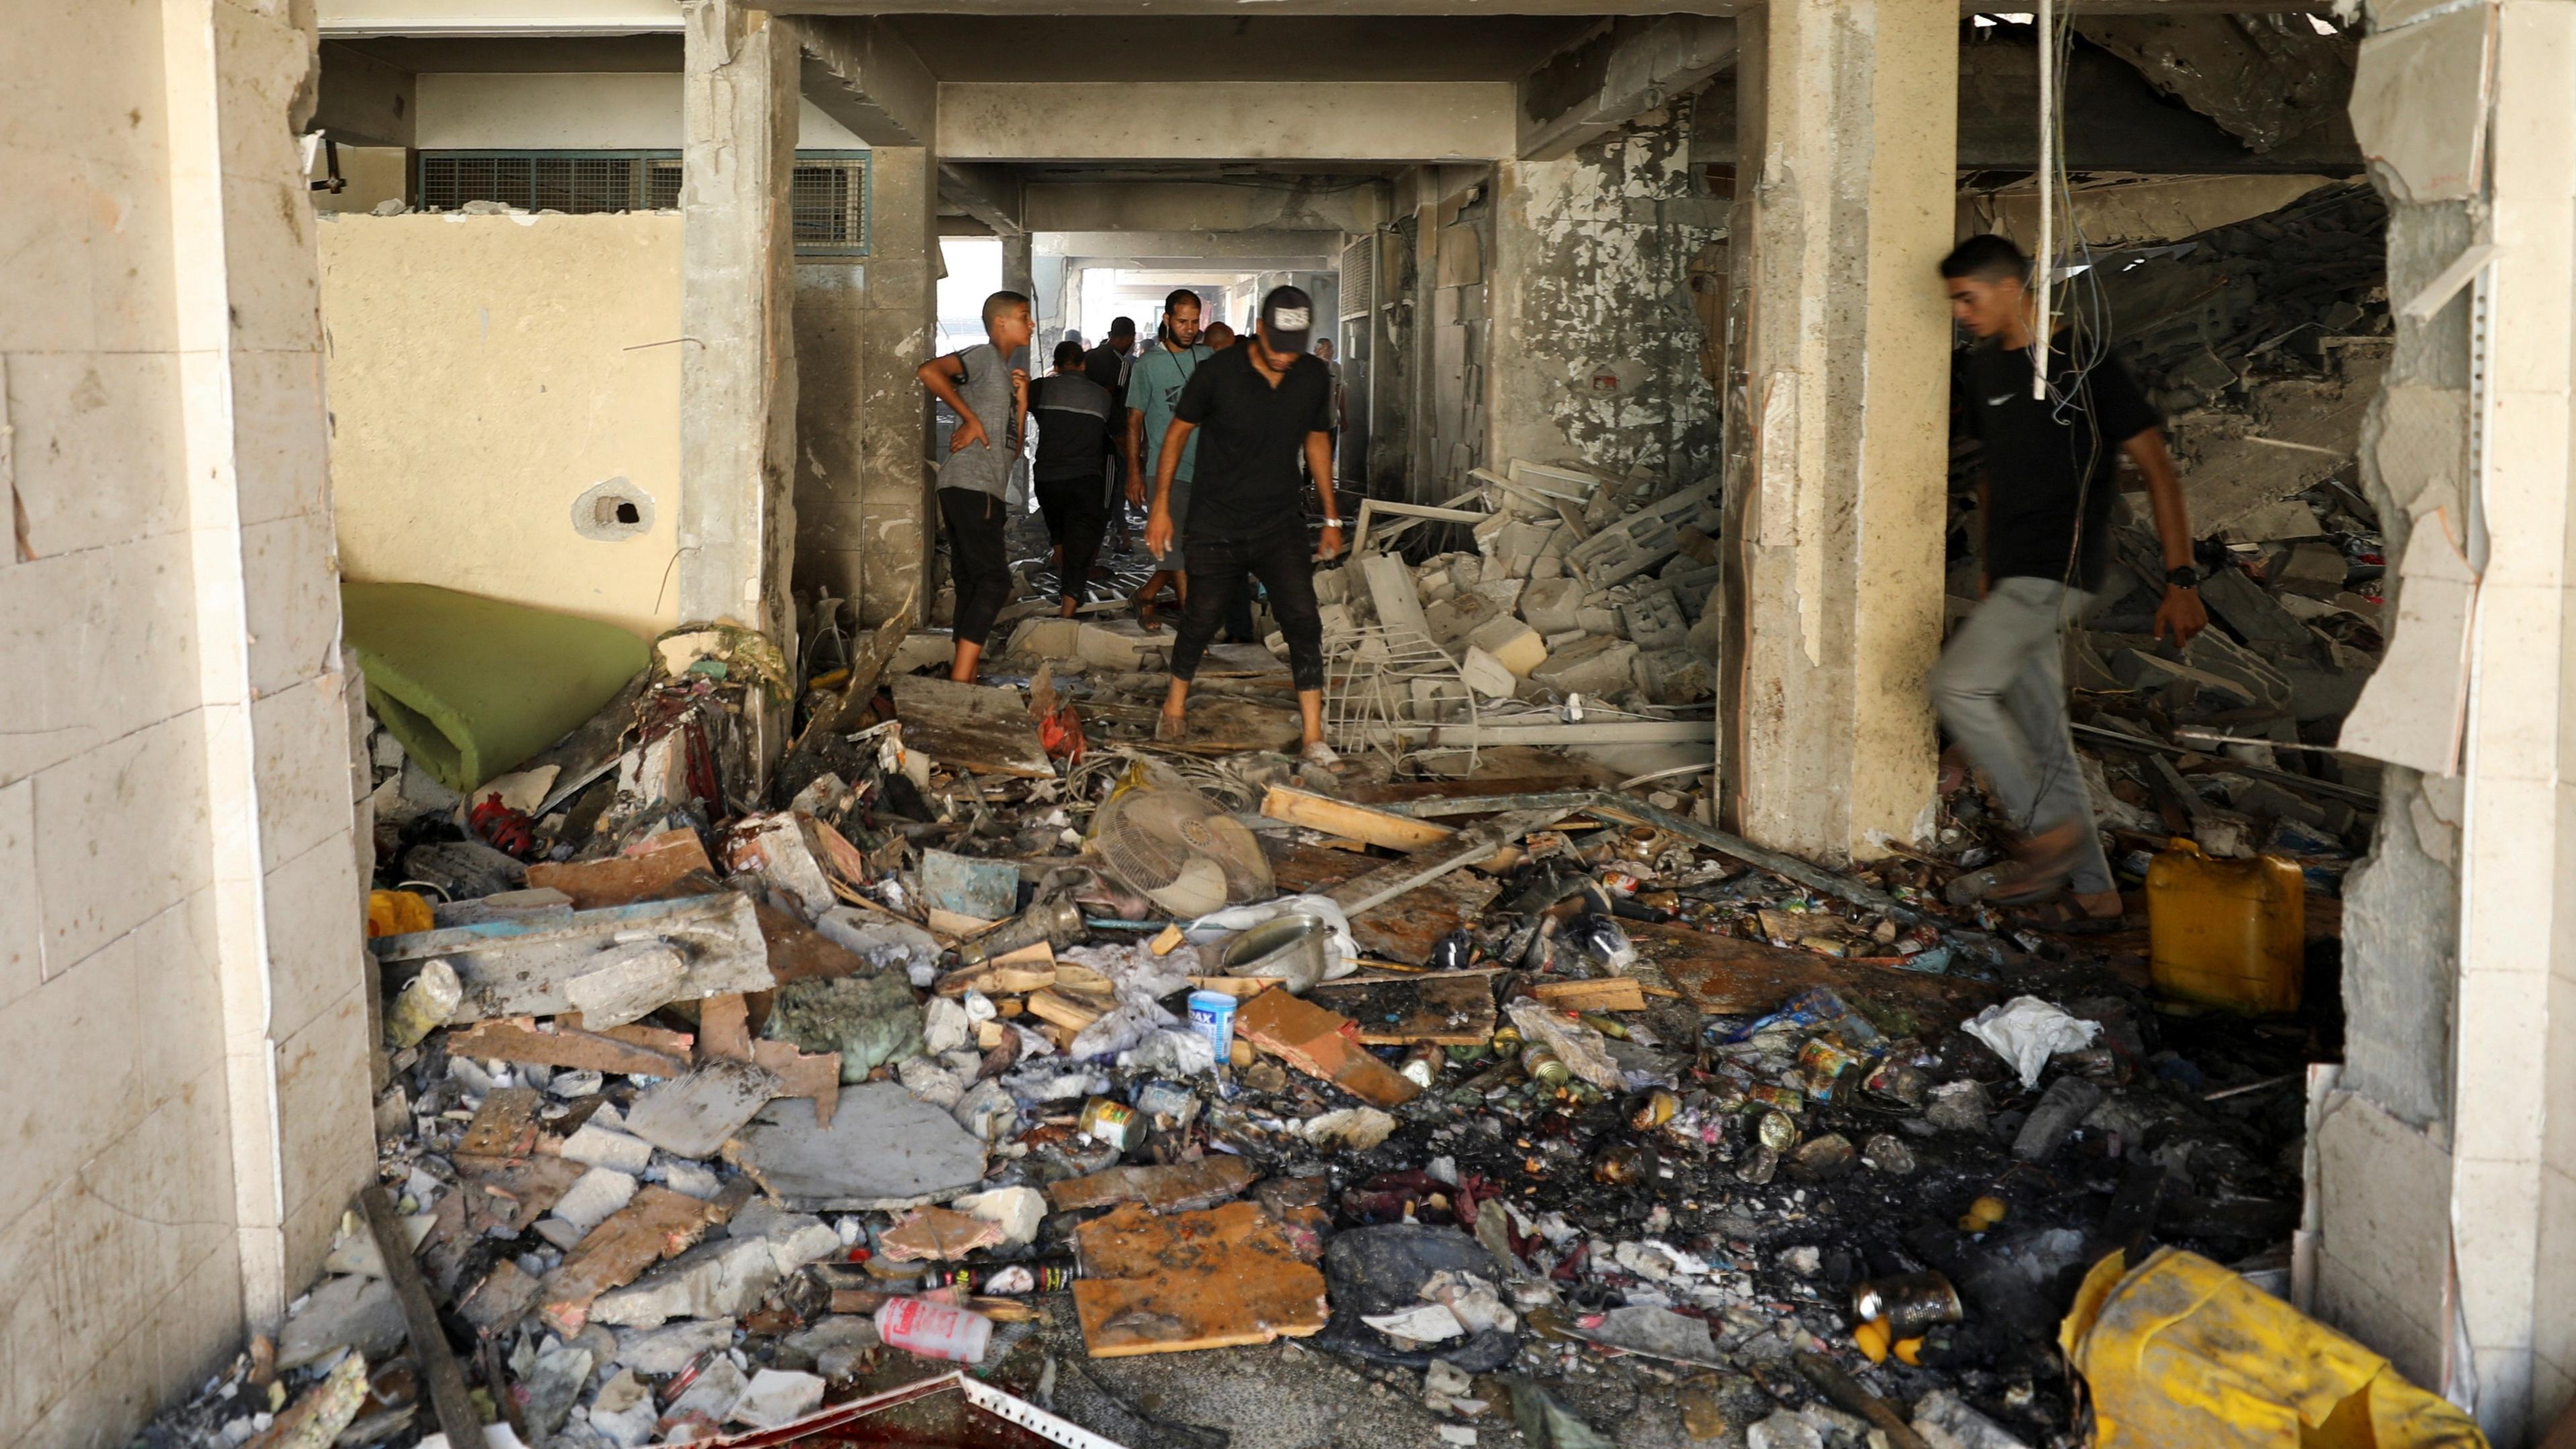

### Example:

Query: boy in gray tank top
xmin=917 ymin=291 xmax=1032 ymax=682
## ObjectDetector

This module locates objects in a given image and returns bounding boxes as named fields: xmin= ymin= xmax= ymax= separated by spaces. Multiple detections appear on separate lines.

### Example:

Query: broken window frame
xmin=413 ymin=148 xmax=873 ymax=260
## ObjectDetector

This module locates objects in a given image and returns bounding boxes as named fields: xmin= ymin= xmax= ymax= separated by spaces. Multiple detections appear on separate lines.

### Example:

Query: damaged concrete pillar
xmin=680 ymin=0 xmax=799 ymax=639
xmin=1719 ymin=0 xmax=1956 ymax=863
xmin=796 ymin=144 xmax=937 ymax=627
xmin=1002 ymin=233 xmax=1034 ymax=302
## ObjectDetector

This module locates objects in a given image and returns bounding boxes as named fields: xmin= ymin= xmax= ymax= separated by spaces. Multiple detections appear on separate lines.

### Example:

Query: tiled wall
xmin=1 ymin=1 xmax=372 ymax=1442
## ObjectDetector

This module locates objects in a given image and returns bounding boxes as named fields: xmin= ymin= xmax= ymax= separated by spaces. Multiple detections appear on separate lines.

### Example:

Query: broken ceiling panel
xmin=2346 ymin=4 xmax=2495 ymax=204
xmin=2075 ymin=14 xmax=2357 ymax=155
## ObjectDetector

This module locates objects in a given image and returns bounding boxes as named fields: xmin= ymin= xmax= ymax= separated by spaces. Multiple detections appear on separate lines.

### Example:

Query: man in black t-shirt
xmin=1085 ymin=317 xmax=1136 ymax=551
xmin=1028 ymin=340 xmax=1118 ymax=618
xmin=1144 ymin=285 xmax=1345 ymax=765
xmin=1932 ymin=235 xmax=2208 ymax=920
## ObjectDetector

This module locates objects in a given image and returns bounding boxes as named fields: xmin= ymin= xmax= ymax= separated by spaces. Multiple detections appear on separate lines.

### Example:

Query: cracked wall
xmin=1489 ymin=104 xmax=1724 ymax=492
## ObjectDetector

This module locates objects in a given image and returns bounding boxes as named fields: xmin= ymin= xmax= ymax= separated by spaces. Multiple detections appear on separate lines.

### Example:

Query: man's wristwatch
xmin=2165 ymin=565 xmax=2202 ymax=589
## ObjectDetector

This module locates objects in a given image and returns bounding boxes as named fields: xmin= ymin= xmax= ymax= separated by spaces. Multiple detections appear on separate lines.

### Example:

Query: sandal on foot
xmin=1947 ymin=855 xmax=2072 ymax=908
xmin=1155 ymin=712 xmax=1188 ymax=743
xmin=1300 ymin=739 xmax=1344 ymax=771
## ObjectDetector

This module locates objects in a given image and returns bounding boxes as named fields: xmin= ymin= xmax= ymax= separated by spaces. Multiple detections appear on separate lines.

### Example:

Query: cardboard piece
xmin=1234 ymin=989 xmax=1420 ymax=1108
xmin=1072 ymin=1201 xmax=1330 ymax=1358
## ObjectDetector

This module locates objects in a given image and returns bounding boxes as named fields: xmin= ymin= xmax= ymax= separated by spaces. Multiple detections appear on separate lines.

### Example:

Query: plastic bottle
xmin=874 ymin=1296 xmax=993 ymax=1364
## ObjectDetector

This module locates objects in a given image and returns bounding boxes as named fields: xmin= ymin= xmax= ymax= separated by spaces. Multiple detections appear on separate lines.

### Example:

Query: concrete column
xmin=680 ymin=0 xmax=799 ymax=639
xmin=2447 ymin=5 xmax=2575 ymax=1434
xmin=1002 ymin=232 xmax=1034 ymax=301
xmin=794 ymin=144 xmax=937 ymax=627
xmin=1719 ymin=0 xmax=1955 ymax=863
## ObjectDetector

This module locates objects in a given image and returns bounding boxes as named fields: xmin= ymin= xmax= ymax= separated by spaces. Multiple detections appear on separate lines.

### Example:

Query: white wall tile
xmin=0 ymin=533 xmax=204 ymax=787
xmin=153 ymin=1252 xmax=244 ymax=1412
xmin=272 ymin=986 xmax=374 ymax=1222
xmin=229 ymin=347 xmax=331 ymax=526
xmin=0 ymin=934 xmax=139 ymax=1228
xmin=30 ymin=712 xmax=212 ymax=973
xmin=84 ymin=154 xmax=182 ymax=356
xmin=0 ymin=146 xmax=101 ymax=354
xmin=2536 ymin=1165 xmax=2576 ymax=1391
xmin=2452 ymin=1156 xmax=2543 ymax=1356
xmin=2453 ymin=968 xmax=2551 ymax=1165
xmin=240 ymin=511 xmax=343 ymax=698
xmin=5 ymin=351 xmax=191 ymax=557
xmin=260 ymin=837 xmax=363 ymax=1049
xmin=133 ymin=892 xmax=227 ymax=1118
xmin=254 ymin=673 xmax=354 ymax=871
xmin=0 ymin=780 xmax=40 ymax=1006
xmin=0 ymin=1182 xmax=74 ymax=1440
xmin=217 ymin=174 xmax=322 ymax=356
xmin=87 ymin=1067 xmax=237 ymax=1294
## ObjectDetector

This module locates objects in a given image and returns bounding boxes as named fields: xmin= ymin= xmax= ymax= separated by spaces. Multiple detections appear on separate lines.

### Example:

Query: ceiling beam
xmin=789 ymin=13 xmax=934 ymax=147
xmin=1023 ymin=178 xmax=1379 ymax=235
xmin=938 ymin=161 xmax=1023 ymax=234
xmin=1519 ymin=15 xmax=1735 ymax=160
xmin=941 ymin=81 xmax=1513 ymax=162
xmin=1038 ymin=229 xmax=1346 ymax=261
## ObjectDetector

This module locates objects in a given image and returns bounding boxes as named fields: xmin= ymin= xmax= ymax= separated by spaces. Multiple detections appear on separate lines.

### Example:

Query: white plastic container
xmin=874 ymin=1297 xmax=993 ymax=1364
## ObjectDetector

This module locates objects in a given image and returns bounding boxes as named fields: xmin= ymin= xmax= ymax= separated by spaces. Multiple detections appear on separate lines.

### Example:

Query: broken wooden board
xmin=452 ymin=1157 xmax=590 ymax=1236
xmin=753 ymin=900 xmax=871 ymax=986
xmin=1072 ymin=1201 xmax=1330 ymax=1358
xmin=788 ymin=610 xmax=915 ymax=758
xmin=372 ymin=892 xmax=773 ymax=1024
xmin=750 ymin=1039 xmax=842 ymax=1129
xmin=535 ymin=1186 xmax=723 ymax=1333
xmin=1234 ymin=987 xmax=1419 ymax=1108
xmin=1046 ymin=1155 xmax=1262 ymax=1214
xmin=1265 ymin=840 xmax=1499 ymax=965
xmin=458 ymin=1087 xmax=548 ymax=1160
xmin=623 ymin=1059 xmax=780 ymax=1159
xmin=1627 ymin=922 xmax=1995 ymax=1032
xmin=1307 ymin=971 xmax=1499 ymax=1046
xmin=698 ymin=993 xmax=753 ymax=1062
xmin=1532 ymin=977 xmax=1648 ymax=1013
xmin=525 ymin=829 xmax=714 ymax=909
xmin=890 ymin=675 xmax=1054 ymax=777
xmin=1326 ymin=806 xmax=1572 ymax=916
xmin=1263 ymin=785 xmax=1523 ymax=871
xmin=443 ymin=1017 xmax=692 ymax=1078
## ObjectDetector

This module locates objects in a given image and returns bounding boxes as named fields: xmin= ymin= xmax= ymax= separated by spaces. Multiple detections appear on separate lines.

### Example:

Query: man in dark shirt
xmin=1933 ymin=234 xmax=2206 ymax=920
xmin=1144 ymin=284 xmax=1344 ymax=765
xmin=1028 ymin=340 xmax=1118 ymax=619
xmin=1085 ymin=317 xmax=1136 ymax=551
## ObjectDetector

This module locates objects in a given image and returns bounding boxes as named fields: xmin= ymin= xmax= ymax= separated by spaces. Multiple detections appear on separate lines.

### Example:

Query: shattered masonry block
xmin=1544 ymin=630 xmax=1589 ymax=651
xmin=1008 ymin=616 xmax=1081 ymax=659
xmin=1460 ymin=647 xmax=1519 ymax=700
xmin=1621 ymin=589 xmax=1690 ymax=651
xmin=1449 ymin=556 xmax=1483 ymax=588
xmin=1574 ymin=606 xmax=1624 ymax=637
xmin=1498 ymin=521 xmax=1559 ymax=570
xmin=1466 ymin=616 xmax=1548 ymax=677
xmin=1424 ymin=592 xmax=1503 ymax=649
xmin=1519 ymin=576 xmax=1583 ymax=635
xmin=1531 ymin=557 xmax=1565 ymax=580
xmin=1313 ymin=567 xmax=1350 ymax=606
xmin=1531 ymin=637 xmax=1640 ymax=696
xmin=1633 ymin=649 xmax=1715 ymax=705
xmin=1473 ymin=578 xmax=1525 ymax=616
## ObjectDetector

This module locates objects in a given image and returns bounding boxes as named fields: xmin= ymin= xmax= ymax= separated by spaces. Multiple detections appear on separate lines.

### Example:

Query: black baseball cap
xmin=1258 ymin=285 xmax=1316 ymax=354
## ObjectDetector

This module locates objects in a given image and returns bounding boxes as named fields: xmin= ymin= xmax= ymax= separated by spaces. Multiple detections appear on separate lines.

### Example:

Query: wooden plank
xmin=535 ymin=1186 xmax=722 ymax=1333
xmin=362 ymin=1185 xmax=483 ymax=1448
xmin=451 ymin=1156 xmax=589 ymax=1236
xmin=1025 ymin=989 xmax=1104 ymax=1034
xmin=889 ymin=675 xmax=1055 ymax=778
xmin=525 ymin=828 xmax=713 ymax=909
xmin=1263 ymin=786 xmax=1455 ymax=851
xmin=445 ymin=1017 xmax=692 ymax=1077
xmin=1235 ymin=987 xmax=1419 ymax=1108
xmin=1530 ymin=977 xmax=1648 ymax=1013
xmin=1327 ymin=806 xmax=1572 ymax=916
xmin=1307 ymin=972 xmax=1498 ymax=1045
xmin=1072 ymin=1201 xmax=1329 ymax=1358
xmin=372 ymin=892 xmax=775 ymax=1024
xmin=1046 ymin=1155 xmax=1261 ymax=1213
xmin=751 ymin=1039 xmax=843 ymax=1130
xmin=1627 ymin=921 xmax=1996 ymax=1032
xmin=458 ymin=1087 xmax=547 ymax=1161
xmin=698 ymin=992 xmax=753 ymax=1062
xmin=1265 ymin=840 xmax=1499 ymax=965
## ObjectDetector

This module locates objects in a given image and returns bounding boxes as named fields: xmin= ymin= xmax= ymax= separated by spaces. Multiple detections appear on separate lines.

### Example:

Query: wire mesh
xmin=415 ymin=152 xmax=866 ymax=261
xmin=1322 ymin=624 xmax=1479 ymax=771
xmin=792 ymin=158 xmax=869 ymax=258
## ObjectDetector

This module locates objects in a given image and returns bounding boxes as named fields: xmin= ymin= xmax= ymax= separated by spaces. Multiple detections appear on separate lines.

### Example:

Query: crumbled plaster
xmin=1493 ymin=105 xmax=1723 ymax=491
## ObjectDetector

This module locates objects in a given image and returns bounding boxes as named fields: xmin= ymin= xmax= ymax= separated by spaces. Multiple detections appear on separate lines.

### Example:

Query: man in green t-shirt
xmin=1122 ymin=288 xmax=1211 ymax=631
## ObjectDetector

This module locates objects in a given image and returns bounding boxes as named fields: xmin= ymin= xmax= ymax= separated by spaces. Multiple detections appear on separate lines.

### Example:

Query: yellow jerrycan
xmin=2145 ymin=839 xmax=2306 ymax=1014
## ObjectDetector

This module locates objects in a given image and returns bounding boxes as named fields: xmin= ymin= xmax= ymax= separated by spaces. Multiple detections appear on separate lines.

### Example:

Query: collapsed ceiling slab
xmin=2074 ymin=13 xmax=2357 ymax=153
xmin=1518 ymin=15 xmax=1737 ymax=160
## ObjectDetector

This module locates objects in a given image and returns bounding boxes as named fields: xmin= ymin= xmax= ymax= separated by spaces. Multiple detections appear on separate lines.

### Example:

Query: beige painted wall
xmin=320 ymin=211 xmax=685 ymax=639
xmin=3 ymin=0 xmax=372 ymax=1440
xmin=415 ymin=71 xmax=867 ymax=149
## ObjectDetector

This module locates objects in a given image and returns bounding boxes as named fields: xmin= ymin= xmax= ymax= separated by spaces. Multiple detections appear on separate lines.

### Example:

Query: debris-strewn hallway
xmin=11 ymin=2 xmax=2576 ymax=1448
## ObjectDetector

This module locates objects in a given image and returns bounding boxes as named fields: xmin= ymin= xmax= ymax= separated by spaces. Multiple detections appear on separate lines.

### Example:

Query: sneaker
xmin=1300 ymin=739 xmax=1343 ymax=769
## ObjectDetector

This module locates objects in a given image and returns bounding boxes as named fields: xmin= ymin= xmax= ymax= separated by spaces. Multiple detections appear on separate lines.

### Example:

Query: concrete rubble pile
xmin=146 ymin=582 xmax=2368 ymax=1449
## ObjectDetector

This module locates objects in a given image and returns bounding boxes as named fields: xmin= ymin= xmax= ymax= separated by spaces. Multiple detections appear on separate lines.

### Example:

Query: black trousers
xmin=1171 ymin=523 xmax=1326 ymax=691
xmin=1034 ymin=470 xmax=1109 ymax=608
xmin=939 ymin=486 xmax=1014 ymax=648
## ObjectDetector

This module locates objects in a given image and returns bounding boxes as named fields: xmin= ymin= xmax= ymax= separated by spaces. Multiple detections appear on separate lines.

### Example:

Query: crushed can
xmin=1851 ymin=1271 xmax=1962 ymax=1338
xmin=957 ymin=898 xmax=1087 ymax=968
xmin=1797 ymin=1037 xmax=1861 ymax=1101
xmin=933 ymin=1256 xmax=1080 ymax=1295
xmin=1520 ymin=1044 xmax=1572 ymax=1089
xmin=1078 ymin=1096 xmax=1144 ymax=1151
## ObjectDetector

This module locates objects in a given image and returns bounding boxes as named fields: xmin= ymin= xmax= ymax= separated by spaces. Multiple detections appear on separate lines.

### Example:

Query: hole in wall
xmin=572 ymin=476 xmax=653 ymax=541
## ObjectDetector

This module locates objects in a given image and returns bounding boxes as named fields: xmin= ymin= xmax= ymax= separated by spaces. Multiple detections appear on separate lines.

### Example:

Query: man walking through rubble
xmin=1028 ymin=339 xmax=1118 ymax=619
xmin=1085 ymin=317 xmax=1136 ymax=553
xmin=1933 ymin=235 xmax=2206 ymax=920
xmin=1124 ymin=289 xmax=1210 ymax=631
xmin=1145 ymin=284 xmax=1343 ymax=765
xmin=917 ymin=290 xmax=1032 ymax=684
